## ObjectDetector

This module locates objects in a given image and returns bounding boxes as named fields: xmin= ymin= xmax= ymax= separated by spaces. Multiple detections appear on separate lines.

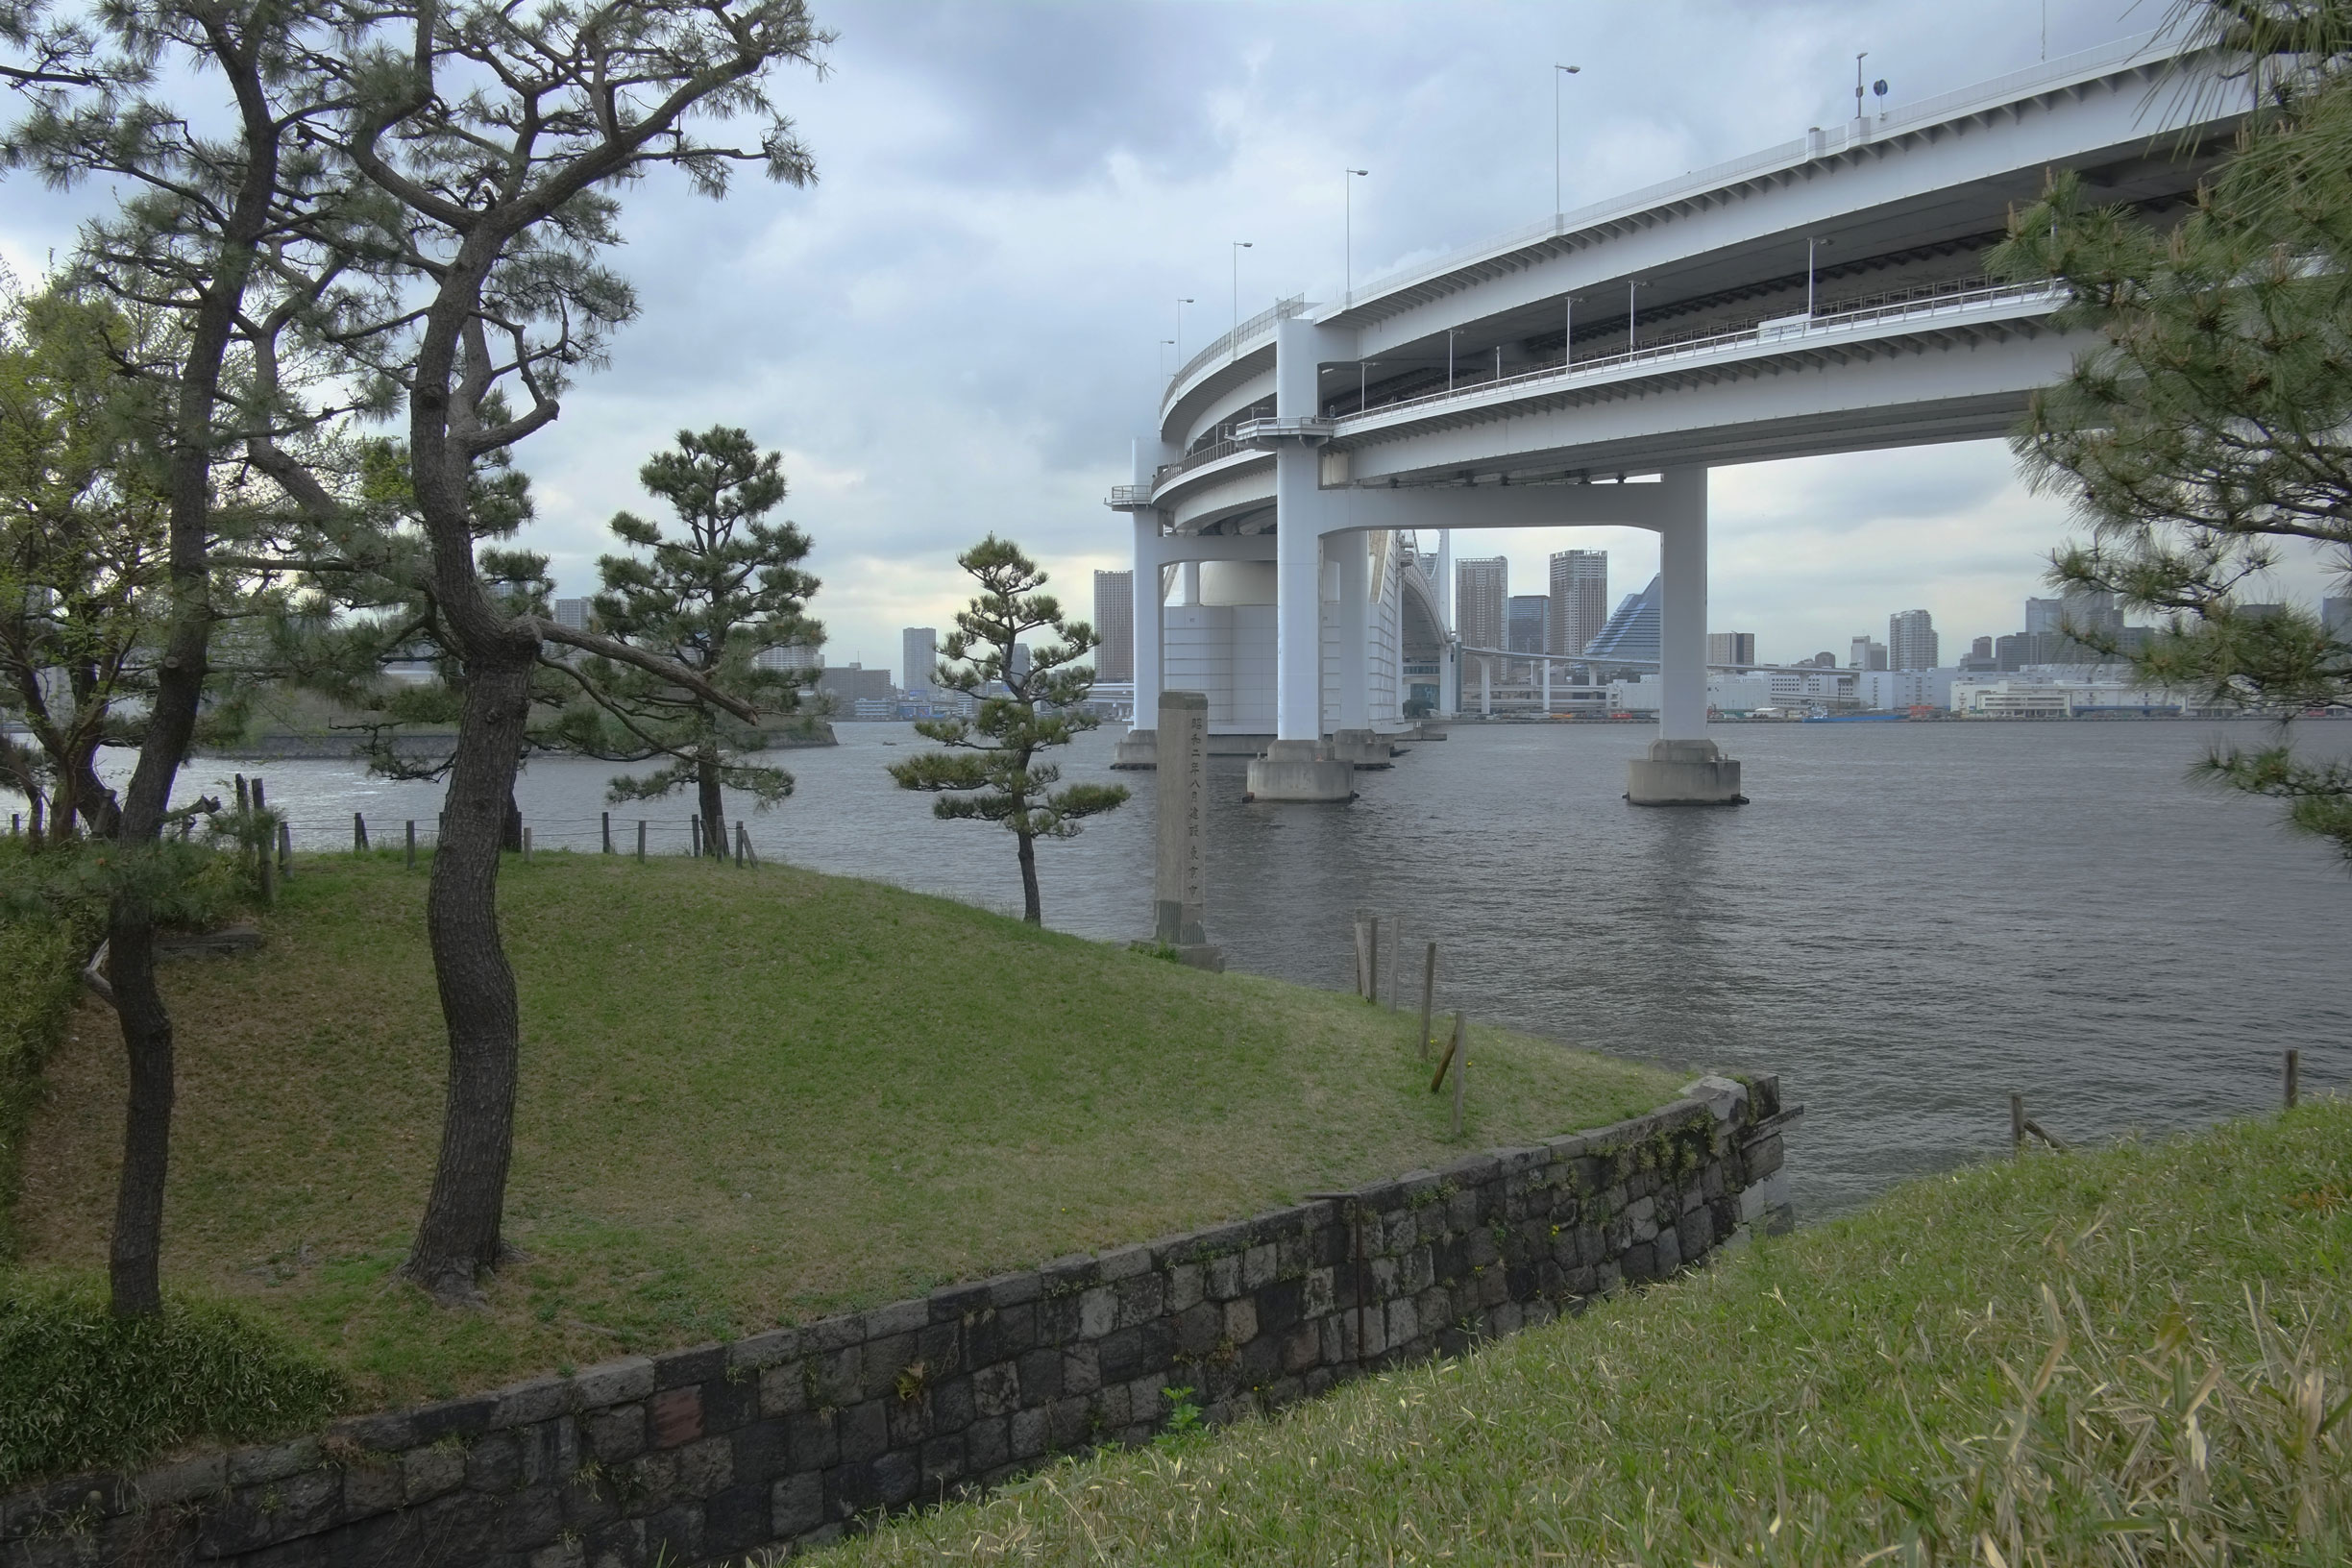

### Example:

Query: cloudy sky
xmin=7 ymin=0 xmax=2333 ymax=674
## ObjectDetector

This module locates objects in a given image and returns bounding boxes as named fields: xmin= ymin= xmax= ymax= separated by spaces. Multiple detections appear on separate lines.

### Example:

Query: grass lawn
xmin=10 ymin=853 xmax=1681 ymax=1412
xmin=817 ymin=1101 xmax=2352 ymax=1566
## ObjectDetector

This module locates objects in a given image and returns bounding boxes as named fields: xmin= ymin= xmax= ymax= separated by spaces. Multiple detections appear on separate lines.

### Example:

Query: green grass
xmin=809 ymin=1102 xmax=2352 ymax=1566
xmin=0 ymin=1275 xmax=344 ymax=1486
xmin=0 ymin=911 xmax=82 ymax=1262
xmin=10 ymin=852 xmax=1680 ymax=1414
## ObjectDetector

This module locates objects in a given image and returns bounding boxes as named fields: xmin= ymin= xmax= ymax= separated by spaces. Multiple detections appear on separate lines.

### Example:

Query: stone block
xmin=229 ymin=1435 xmax=324 ymax=1487
xmin=785 ymin=1409 xmax=838 ymax=1471
xmin=646 ymin=1501 xmax=703 ymax=1567
xmin=1222 ymin=1297 xmax=1257 ymax=1344
xmin=862 ymin=1333 xmax=919 ymax=1401
xmin=886 ymin=1393 xmax=933 ymax=1449
xmin=919 ymin=1320 xmax=964 ymax=1377
xmin=966 ymin=1415 xmax=1010 ymax=1472
xmin=701 ymin=1482 xmax=769 ymax=1558
xmin=928 ymin=1279 xmax=993 ymax=1323
xmin=872 ymin=1451 xmax=921 ymax=1508
xmin=1240 ymin=1243 xmax=1276 ymax=1290
xmin=865 ymin=1298 xmax=930 ymax=1339
xmin=465 ymin=1431 xmax=522 ymax=1492
xmin=1061 ymin=1342 xmax=1102 ymax=1396
xmin=1046 ymin=1397 xmax=1092 ymax=1451
xmin=1171 ymin=1301 xmax=1220 ymax=1357
xmin=1009 ymin=1408 xmax=1049 ymax=1460
xmin=651 ymin=1344 xmax=725 ymax=1392
xmin=1017 ymin=1347 xmax=1063 ymax=1403
xmin=772 ymin=1472 xmax=824 ymax=1538
xmin=838 ymin=1401 xmax=888 ymax=1464
xmin=758 ymin=1361 xmax=807 ymax=1419
xmin=1099 ymin=1321 xmax=1172 ymax=1384
xmin=136 ymin=1452 xmax=228 ymax=1507
xmin=971 ymin=1361 xmax=1021 ymax=1418
xmin=501 ymin=1483 xmax=566 ymax=1552
xmin=1203 ymin=1253 xmax=1242 ymax=1300
xmin=729 ymin=1417 xmax=789 ymax=1483
xmin=806 ymin=1344 xmax=861 ymax=1408
xmin=805 ymin=1312 xmax=866 ymax=1353
xmin=492 ymin=1375 xmax=574 ymax=1431
xmin=725 ymin=1326 xmax=803 ymax=1374
xmin=1077 ymin=1286 xmax=1116 ymax=1339
xmin=402 ymin=1443 xmax=467 ymax=1505
xmin=1115 ymin=1271 xmax=1164 ymax=1328
xmin=583 ymin=1405 xmax=645 ymax=1466
xmin=1655 ymin=1226 xmax=1683 ymax=1275
xmin=931 ymin=1374 xmax=976 ymax=1434
xmin=968 ymin=1302 xmax=1036 ymax=1364
xmin=1164 ymin=1262 xmax=1203 ymax=1312
xmin=1096 ymin=1241 xmax=1153 ymax=1282
xmin=920 ymin=1433 xmax=968 ymax=1491
xmin=585 ymin=1516 xmax=644 ymax=1568
xmin=987 ymin=1270 xmax=1044 ymax=1308
xmin=573 ymin=1357 xmax=655 ymax=1410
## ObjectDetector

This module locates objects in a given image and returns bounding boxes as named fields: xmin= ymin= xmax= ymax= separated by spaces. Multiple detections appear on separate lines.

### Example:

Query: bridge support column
xmin=1324 ymin=529 xmax=1390 ymax=768
xmin=1248 ymin=321 xmax=1355 ymax=803
xmin=1629 ymin=468 xmax=1745 ymax=806
xmin=1113 ymin=489 xmax=1164 ymax=770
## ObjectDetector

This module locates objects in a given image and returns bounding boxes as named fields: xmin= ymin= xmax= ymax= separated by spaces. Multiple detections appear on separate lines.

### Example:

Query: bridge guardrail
xmin=1335 ymin=277 xmax=2064 ymax=429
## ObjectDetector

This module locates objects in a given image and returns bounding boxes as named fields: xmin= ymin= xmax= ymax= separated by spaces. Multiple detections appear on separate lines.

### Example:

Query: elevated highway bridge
xmin=1110 ymin=31 xmax=2245 ymax=802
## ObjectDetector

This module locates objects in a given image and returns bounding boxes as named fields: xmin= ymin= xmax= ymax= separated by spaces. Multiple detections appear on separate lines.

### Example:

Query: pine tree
xmin=553 ymin=426 xmax=822 ymax=857
xmin=1989 ymin=0 xmax=2352 ymax=858
xmin=889 ymin=536 xmax=1128 ymax=923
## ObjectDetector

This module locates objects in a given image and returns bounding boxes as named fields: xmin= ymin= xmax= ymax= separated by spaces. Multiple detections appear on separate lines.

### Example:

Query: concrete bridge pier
xmin=1113 ymin=503 xmax=1164 ymax=770
xmin=1628 ymin=468 xmax=1745 ymax=807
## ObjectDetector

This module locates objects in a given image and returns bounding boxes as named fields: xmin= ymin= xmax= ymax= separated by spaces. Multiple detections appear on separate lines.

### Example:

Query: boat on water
xmin=1801 ymin=711 xmax=1907 ymax=723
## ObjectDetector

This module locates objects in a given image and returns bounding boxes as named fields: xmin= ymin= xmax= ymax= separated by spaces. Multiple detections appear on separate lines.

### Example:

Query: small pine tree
xmin=552 ymin=427 xmax=822 ymax=858
xmin=889 ymin=536 xmax=1128 ymax=922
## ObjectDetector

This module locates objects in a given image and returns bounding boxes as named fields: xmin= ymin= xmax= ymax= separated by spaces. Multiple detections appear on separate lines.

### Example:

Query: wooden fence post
xmin=601 ymin=812 xmax=613 ymax=854
xmin=1367 ymin=916 xmax=1381 ymax=1005
xmin=733 ymin=821 xmax=747 ymax=867
xmin=1450 ymin=1013 xmax=1467 ymax=1138
xmin=277 ymin=821 xmax=292 ymax=877
xmin=1387 ymin=922 xmax=1400 ymax=1012
xmin=636 ymin=820 xmax=647 ymax=862
xmin=1418 ymin=942 xmax=1437 ymax=1061
xmin=354 ymin=812 xmax=368 ymax=852
xmin=2010 ymin=1091 xmax=2025 ymax=1157
xmin=2286 ymin=1048 xmax=2300 ymax=1110
xmin=405 ymin=821 xmax=417 ymax=870
xmin=522 ymin=826 xmax=532 ymax=864
xmin=690 ymin=816 xmax=701 ymax=858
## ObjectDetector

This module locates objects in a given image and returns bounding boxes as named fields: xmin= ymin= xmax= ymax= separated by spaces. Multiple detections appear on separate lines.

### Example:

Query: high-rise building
xmin=1010 ymin=644 xmax=1032 ymax=685
xmin=1583 ymin=576 xmax=1662 ymax=666
xmin=756 ymin=643 xmax=822 ymax=674
xmin=816 ymin=663 xmax=894 ymax=710
xmin=552 ymin=598 xmax=590 ymax=631
xmin=1705 ymin=631 xmax=1756 ymax=668
xmin=1887 ymin=609 xmax=1939 ymax=671
xmin=2325 ymin=598 xmax=2352 ymax=638
xmin=901 ymin=627 xmax=938 ymax=695
xmin=1547 ymin=550 xmax=1608 ymax=657
xmin=1456 ymin=556 xmax=1507 ymax=650
xmin=1849 ymin=636 xmax=1889 ymax=671
xmin=1506 ymin=595 xmax=1547 ymax=652
xmin=2028 ymin=591 xmax=2120 ymax=639
xmin=1091 ymin=571 xmax=1134 ymax=683
xmin=1959 ymin=634 xmax=1999 ymax=674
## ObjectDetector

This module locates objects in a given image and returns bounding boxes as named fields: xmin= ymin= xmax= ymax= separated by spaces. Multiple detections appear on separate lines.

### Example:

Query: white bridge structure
xmin=1109 ymin=32 xmax=2240 ymax=802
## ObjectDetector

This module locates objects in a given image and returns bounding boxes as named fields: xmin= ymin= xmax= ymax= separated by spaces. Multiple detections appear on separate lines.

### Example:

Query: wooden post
xmin=354 ymin=812 xmax=368 ymax=852
xmin=1450 ymin=1012 xmax=1467 ymax=1139
xmin=636 ymin=820 xmax=648 ymax=862
xmin=277 ymin=821 xmax=291 ymax=877
xmin=733 ymin=821 xmax=747 ymax=867
xmin=1387 ymin=922 xmax=1400 ymax=1011
xmin=601 ymin=811 xmax=613 ymax=854
xmin=404 ymin=821 xmax=417 ymax=870
xmin=1367 ymin=916 xmax=1381 ymax=1005
xmin=1418 ymin=942 xmax=1437 ymax=1060
xmin=234 ymin=772 xmax=250 ymax=814
xmin=2286 ymin=1048 xmax=2300 ymax=1110
xmin=9 ymin=814 xmax=17 ymax=837
xmin=522 ymin=826 xmax=532 ymax=864
xmin=2010 ymin=1091 xmax=2025 ymax=1157
xmin=690 ymin=816 xmax=701 ymax=859
xmin=1352 ymin=918 xmax=1368 ymax=999
xmin=256 ymin=831 xmax=275 ymax=904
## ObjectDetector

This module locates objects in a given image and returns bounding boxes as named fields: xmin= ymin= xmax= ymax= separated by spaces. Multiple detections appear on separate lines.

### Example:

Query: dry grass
xmin=812 ymin=1102 xmax=2352 ymax=1566
xmin=10 ymin=852 xmax=1680 ymax=1409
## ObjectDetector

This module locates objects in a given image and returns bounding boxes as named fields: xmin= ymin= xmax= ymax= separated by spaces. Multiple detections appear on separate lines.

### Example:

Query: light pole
xmin=1627 ymin=279 xmax=1647 ymax=353
xmin=1343 ymin=167 xmax=1368 ymax=306
xmin=1174 ymin=297 xmax=1194 ymax=366
xmin=1853 ymin=51 xmax=1869 ymax=121
xmin=1360 ymin=359 xmax=1379 ymax=411
xmin=1159 ymin=338 xmax=1175 ymax=378
xmin=1231 ymin=241 xmax=1253 ymax=359
xmin=1554 ymin=64 xmax=1580 ymax=216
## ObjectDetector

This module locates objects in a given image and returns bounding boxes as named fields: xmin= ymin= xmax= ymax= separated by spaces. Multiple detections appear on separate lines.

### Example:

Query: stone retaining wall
xmin=1 ymin=1076 xmax=1798 ymax=1568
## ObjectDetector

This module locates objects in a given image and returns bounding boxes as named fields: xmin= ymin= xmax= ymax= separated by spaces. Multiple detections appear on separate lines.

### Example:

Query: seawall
xmin=1 ymin=1077 xmax=1798 ymax=1568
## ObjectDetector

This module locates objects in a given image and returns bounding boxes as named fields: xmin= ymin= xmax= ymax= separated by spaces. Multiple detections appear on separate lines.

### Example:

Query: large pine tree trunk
xmin=404 ymin=644 xmax=534 ymax=1302
xmin=697 ymin=747 xmax=725 ymax=860
xmin=99 ymin=21 xmax=280 ymax=1315
xmin=1017 ymin=829 xmax=1041 ymax=924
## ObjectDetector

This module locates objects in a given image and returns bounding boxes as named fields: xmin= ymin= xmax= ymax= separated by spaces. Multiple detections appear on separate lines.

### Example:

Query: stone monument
xmin=1138 ymin=690 xmax=1223 ymax=970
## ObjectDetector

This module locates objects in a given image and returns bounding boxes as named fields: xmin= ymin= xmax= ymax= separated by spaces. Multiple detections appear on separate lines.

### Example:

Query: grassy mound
xmin=11 ymin=853 xmax=1679 ymax=1412
xmin=821 ymin=1103 xmax=2352 ymax=1565
xmin=0 ymin=1276 xmax=343 ymax=1486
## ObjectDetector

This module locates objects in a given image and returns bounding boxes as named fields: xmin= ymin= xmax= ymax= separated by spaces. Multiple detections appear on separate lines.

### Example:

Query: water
xmin=36 ymin=719 xmax=2349 ymax=1218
